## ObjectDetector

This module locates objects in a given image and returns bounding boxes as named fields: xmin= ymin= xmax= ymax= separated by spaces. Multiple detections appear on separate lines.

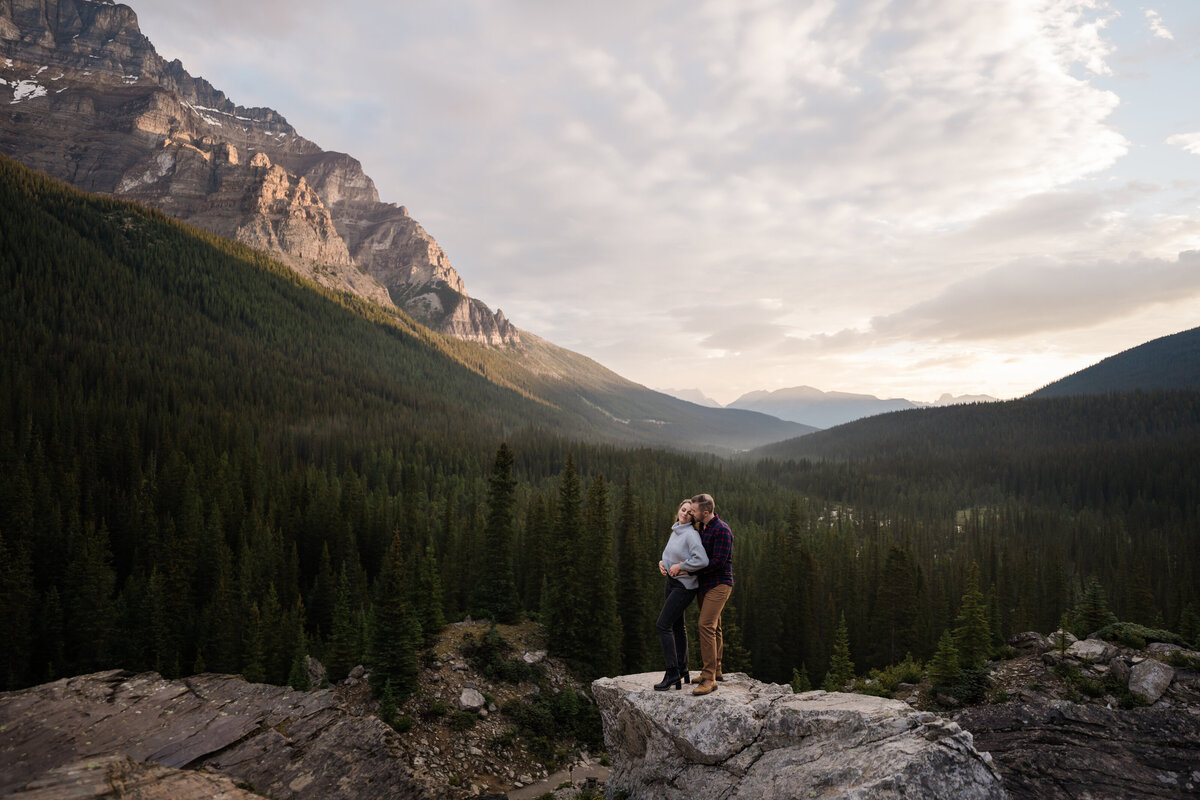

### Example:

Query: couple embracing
xmin=655 ymin=493 xmax=733 ymax=696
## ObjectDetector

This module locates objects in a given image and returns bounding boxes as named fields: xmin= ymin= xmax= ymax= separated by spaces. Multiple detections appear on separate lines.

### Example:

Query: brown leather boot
xmin=691 ymin=679 xmax=717 ymax=696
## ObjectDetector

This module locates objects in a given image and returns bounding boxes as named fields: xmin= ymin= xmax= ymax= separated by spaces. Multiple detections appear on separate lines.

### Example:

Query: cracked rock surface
xmin=592 ymin=673 xmax=1007 ymax=800
xmin=0 ymin=670 xmax=426 ymax=800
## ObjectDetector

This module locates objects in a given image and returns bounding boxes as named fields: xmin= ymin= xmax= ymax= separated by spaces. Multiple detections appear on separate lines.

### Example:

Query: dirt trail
xmin=506 ymin=763 xmax=611 ymax=799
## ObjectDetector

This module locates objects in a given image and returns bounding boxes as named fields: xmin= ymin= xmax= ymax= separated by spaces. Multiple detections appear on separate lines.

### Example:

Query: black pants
xmin=656 ymin=577 xmax=697 ymax=671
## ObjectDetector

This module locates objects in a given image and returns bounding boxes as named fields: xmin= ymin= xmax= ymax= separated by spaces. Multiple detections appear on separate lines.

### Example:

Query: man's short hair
xmin=691 ymin=493 xmax=715 ymax=515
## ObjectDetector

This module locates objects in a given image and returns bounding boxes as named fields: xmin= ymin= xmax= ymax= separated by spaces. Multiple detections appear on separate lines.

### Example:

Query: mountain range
xmin=0 ymin=0 xmax=810 ymax=453
xmin=750 ymin=324 xmax=1200 ymax=463
xmin=659 ymin=385 xmax=996 ymax=429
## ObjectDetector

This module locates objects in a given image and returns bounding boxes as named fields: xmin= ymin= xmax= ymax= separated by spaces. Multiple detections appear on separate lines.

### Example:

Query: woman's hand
xmin=668 ymin=563 xmax=684 ymax=577
xmin=659 ymin=561 xmax=669 ymax=576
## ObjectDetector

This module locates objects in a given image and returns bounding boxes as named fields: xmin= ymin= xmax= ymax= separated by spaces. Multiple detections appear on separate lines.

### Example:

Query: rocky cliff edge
xmin=592 ymin=672 xmax=1007 ymax=800
xmin=0 ymin=669 xmax=427 ymax=800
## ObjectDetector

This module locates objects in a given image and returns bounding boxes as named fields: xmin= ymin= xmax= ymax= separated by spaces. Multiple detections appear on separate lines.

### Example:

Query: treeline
xmin=2 ymin=153 xmax=1198 ymax=701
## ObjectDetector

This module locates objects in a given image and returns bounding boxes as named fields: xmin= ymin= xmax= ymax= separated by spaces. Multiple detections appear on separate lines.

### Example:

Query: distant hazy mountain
xmin=1029 ymin=326 xmax=1200 ymax=398
xmin=727 ymin=386 xmax=996 ymax=429
xmin=656 ymin=388 xmax=723 ymax=408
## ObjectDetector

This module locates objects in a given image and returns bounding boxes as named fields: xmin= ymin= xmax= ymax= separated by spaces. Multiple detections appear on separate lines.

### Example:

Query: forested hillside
xmin=1030 ymin=325 xmax=1200 ymax=397
xmin=1 ymin=154 xmax=1196 ymax=704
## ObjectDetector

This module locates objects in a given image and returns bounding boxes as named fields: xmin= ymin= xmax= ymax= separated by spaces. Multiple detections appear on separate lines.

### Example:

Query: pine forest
xmin=2 ymin=153 xmax=1198 ymax=701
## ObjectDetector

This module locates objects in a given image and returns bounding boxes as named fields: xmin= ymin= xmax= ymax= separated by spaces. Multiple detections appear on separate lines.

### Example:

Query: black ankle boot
xmin=681 ymin=670 xmax=691 ymax=684
xmin=654 ymin=668 xmax=682 ymax=691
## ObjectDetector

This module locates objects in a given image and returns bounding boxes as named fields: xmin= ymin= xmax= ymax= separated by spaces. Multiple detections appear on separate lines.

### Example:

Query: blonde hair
xmin=676 ymin=499 xmax=699 ymax=530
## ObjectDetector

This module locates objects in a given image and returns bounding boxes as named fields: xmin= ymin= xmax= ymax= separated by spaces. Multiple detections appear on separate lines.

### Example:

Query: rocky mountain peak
xmin=0 ymin=0 xmax=519 ymax=345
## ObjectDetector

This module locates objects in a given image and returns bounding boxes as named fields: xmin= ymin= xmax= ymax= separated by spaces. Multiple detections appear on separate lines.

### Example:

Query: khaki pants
xmin=697 ymin=584 xmax=731 ymax=683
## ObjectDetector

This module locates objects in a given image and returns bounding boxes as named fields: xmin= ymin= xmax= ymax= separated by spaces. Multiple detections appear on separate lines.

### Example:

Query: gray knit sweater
xmin=660 ymin=522 xmax=710 ymax=591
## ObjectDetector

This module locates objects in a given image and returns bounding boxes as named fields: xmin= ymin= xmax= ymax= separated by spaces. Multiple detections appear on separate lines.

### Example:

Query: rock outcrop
xmin=0 ymin=0 xmax=518 ymax=343
xmin=0 ymin=669 xmax=427 ymax=800
xmin=953 ymin=701 xmax=1200 ymax=799
xmin=592 ymin=672 xmax=1007 ymax=800
xmin=7 ymin=753 xmax=263 ymax=800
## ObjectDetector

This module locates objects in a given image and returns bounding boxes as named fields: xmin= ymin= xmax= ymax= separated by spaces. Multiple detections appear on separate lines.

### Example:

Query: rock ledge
xmin=592 ymin=672 xmax=1007 ymax=800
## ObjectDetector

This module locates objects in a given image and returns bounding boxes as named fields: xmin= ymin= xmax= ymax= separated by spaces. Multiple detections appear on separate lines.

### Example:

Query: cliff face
xmin=592 ymin=673 xmax=1007 ymax=800
xmin=0 ymin=0 xmax=517 ymax=344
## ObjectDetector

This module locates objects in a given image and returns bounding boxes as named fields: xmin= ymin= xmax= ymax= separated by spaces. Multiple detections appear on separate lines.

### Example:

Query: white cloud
xmin=1145 ymin=8 xmax=1174 ymax=40
xmin=123 ymin=0 xmax=1200 ymax=399
xmin=1166 ymin=132 xmax=1200 ymax=155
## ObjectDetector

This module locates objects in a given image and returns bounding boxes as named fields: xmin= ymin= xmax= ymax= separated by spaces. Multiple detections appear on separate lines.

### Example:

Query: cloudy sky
xmin=132 ymin=0 xmax=1200 ymax=404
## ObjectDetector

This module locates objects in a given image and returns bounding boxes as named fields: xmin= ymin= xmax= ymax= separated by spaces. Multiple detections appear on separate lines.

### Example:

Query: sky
xmin=131 ymin=0 xmax=1200 ymax=405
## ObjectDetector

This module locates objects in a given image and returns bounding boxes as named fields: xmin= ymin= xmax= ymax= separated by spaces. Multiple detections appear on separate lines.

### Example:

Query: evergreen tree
xmin=413 ymin=543 xmax=446 ymax=646
xmin=473 ymin=443 xmax=520 ymax=623
xmin=519 ymin=494 xmax=550 ymax=611
xmin=370 ymin=533 xmax=422 ymax=698
xmin=40 ymin=586 xmax=65 ymax=681
xmin=546 ymin=455 xmax=584 ymax=664
xmin=615 ymin=477 xmax=647 ymax=674
xmin=790 ymin=664 xmax=812 ymax=693
xmin=1073 ymin=576 xmax=1118 ymax=637
xmin=822 ymin=613 xmax=855 ymax=691
xmin=379 ymin=679 xmax=399 ymax=729
xmin=0 ymin=532 xmax=35 ymax=689
xmin=953 ymin=563 xmax=992 ymax=666
xmin=876 ymin=545 xmax=918 ymax=665
xmin=1179 ymin=602 xmax=1200 ymax=649
xmin=64 ymin=522 xmax=117 ymax=673
xmin=287 ymin=597 xmax=312 ymax=691
xmin=928 ymin=629 xmax=961 ymax=689
xmin=576 ymin=474 xmax=622 ymax=677
xmin=242 ymin=603 xmax=267 ymax=684
xmin=326 ymin=566 xmax=359 ymax=682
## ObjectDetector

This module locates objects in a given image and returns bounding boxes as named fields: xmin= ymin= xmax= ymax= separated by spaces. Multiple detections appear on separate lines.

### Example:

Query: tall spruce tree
xmin=928 ymin=629 xmax=961 ymax=689
xmin=577 ymin=474 xmax=621 ymax=677
xmin=370 ymin=533 xmax=422 ymax=698
xmin=327 ymin=566 xmax=359 ymax=682
xmin=822 ymin=612 xmax=855 ymax=691
xmin=953 ymin=562 xmax=992 ymax=667
xmin=1073 ymin=576 xmax=1117 ymax=637
xmin=615 ymin=477 xmax=648 ymax=674
xmin=520 ymin=494 xmax=550 ymax=611
xmin=876 ymin=545 xmax=918 ymax=665
xmin=473 ymin=443 xmax=520 ymax=623
xmin=413 ymin=543 xmax=446 ymax=646
xmin=546 ymin=455 xmax=584 ymax=664
xmin=0 ymin=532 xmax=35 ymax=689
xmin=64 ymin=522 xmax=117 ymax=674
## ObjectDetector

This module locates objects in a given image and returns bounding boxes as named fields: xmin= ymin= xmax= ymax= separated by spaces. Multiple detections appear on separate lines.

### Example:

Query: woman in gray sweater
xmin=654 ymin=499 xmax=710 ymax=690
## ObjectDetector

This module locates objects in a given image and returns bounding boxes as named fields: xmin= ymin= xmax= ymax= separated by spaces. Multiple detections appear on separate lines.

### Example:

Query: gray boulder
xmin=1108 ymin=657 xmax=1131 ymax=686
xmin=1008 ymin=632 xmax=1051 ymax=655
xmin=592 ymin=673 xmax=1005 ymax=800
xmin=459 ymin=687 xmax=486 ymax=711
xmin=1066 ymin=639 xmax=1117 ymax=664
xmin=1048 ymin=630 xmax=1077 ymax=649
xmin=1129 ymin=659 xmax=1175 ymax=704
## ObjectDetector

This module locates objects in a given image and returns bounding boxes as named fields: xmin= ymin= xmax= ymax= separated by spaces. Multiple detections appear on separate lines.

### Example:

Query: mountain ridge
xmin=721 ymin=385 xmax=997 ymax=429
xmin=0 ymin=0 xmax=517 ymax=345
xmin=1029 ymin=326 xmax=1200 ymax=398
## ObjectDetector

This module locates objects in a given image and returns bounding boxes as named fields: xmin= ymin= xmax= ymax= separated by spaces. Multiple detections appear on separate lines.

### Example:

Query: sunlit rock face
xmin=592 ymin=673 xmax=1007 ymax=800
xmin=0 ymin=0 xmax=517 ymax=343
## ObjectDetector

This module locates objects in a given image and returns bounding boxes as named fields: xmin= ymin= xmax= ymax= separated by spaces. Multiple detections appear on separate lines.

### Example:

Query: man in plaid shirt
xmin=690 ymin=493 xmax=732 ymax=695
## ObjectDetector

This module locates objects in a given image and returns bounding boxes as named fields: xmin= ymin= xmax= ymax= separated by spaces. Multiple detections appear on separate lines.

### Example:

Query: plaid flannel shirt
xmin=697 ymin=514 xmax=734 ymax=593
